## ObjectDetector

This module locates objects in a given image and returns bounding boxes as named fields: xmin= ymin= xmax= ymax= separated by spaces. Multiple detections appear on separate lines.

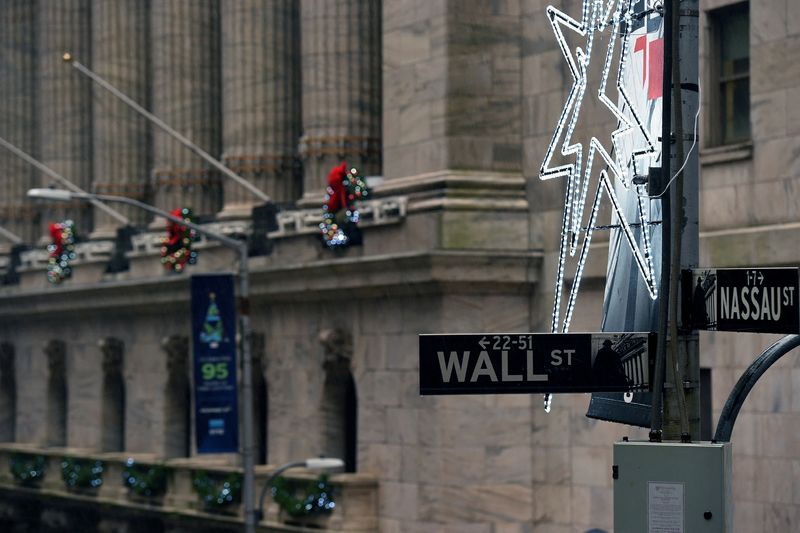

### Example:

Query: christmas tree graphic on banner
xmin=199 ymin=292 xmax=224 ymax=349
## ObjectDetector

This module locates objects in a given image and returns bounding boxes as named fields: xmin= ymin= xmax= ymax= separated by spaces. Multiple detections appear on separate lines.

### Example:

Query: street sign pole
xmin=662 ymin=0 xmax=700 ymax=441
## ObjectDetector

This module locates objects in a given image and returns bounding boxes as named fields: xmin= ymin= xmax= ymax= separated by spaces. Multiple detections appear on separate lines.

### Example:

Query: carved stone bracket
xmin=99 ymin=337 xmax=124 ymax=376
xmin=319 ymin=328 xmax=353 ymax=369
xmin=19 ymin=240 xmax=115 ymax=270
xmin=270 ymin=197 xmax=407 ymax=239
xmin=44 ymin=339 xmax=66 ymax=376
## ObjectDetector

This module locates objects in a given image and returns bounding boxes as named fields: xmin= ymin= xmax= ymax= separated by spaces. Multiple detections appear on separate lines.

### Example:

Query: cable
xmin=642 ymin=83 xmax=701 ymax=199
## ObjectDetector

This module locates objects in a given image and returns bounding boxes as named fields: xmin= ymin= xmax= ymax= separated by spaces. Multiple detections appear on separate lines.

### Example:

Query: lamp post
xmin=1 ymin=136 xmax=130 ymax=226
xmin=256 ymin=458 xmax=344 ymax=522
xmin=27 ymin=188 xmax=258 ymax=533
xmin=61 ymin=53 xmax=270 ymax=204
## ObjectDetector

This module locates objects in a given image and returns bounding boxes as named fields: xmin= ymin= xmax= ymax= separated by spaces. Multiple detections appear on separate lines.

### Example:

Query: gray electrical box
xmin=614 ymin=440 xmax=732 ymax=533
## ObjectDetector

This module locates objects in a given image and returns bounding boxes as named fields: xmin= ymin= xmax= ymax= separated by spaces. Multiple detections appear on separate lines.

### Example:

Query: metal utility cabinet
xmin=613 ymin=441 xmax=733 ymax=533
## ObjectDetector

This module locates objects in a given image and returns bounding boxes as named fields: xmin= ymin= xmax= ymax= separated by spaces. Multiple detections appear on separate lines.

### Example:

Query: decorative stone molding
xmin=129 ymin=220 xmax=250 ymax=257
xmin=19 ymin=240 xmax=114 ymax=270
xmin=99 ymin=337 xmax=124 ymax=376
xmin=270 ymin=197 xmax=407 ymax=239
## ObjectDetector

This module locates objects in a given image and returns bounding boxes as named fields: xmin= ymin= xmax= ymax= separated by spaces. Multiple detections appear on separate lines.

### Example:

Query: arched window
xmin=162 ymin=336 xmax=190 ymax=458
xmin=44 ymin=340 xmax=67 ymax=447
xmin=320 ymin=329 xmax=357 ymax=473
xmin=0 ymin=342 xmax=16 ymax=442
xmin=100 ymin=338 xmax=125 ymax=452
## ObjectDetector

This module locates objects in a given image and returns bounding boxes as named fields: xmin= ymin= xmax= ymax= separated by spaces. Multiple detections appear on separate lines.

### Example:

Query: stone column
xmin=151 ymin=0 xmax=222 ymax=218
xmin=382 ymin=0 xmax=522 ymax=180
xmin=91 ymin=0 xmax=151 ymax=235
xmin=220 ymin=0 xmax=301 ymax=218
xmin=299 ymin=0 xmax=382 ymax=202
xmin=38 ymin=0 xmax=93 ymax=235
xmin=0 ymin=1 xmax=38 ymax=246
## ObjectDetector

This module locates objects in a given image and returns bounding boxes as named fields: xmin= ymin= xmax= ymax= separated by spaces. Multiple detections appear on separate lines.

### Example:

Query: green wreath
xmin=192 ymin=470 xmax=242 ymax=513
xmin=61 ymin=457 xmax=104 ymax=490
xmin=10 ymin=453 xmax=47 ymax=486
xmin=122 ymin=458 xmax=168 ymax=498
xmin=271 ymin=474 xmax=335 ymax=518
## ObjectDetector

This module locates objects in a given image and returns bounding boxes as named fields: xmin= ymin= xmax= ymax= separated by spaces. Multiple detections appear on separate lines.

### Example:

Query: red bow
xmin=166 ymin=208 xmax=187 ymax=247
xmin=48 ymin=222 xmax=64 ymax=257
xmin=326 ymin=161 xmax=349 ymax=213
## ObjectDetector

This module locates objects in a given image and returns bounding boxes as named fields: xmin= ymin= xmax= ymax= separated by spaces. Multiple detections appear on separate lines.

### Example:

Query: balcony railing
xmin=0 ymin=444 xmax=378 ymax=532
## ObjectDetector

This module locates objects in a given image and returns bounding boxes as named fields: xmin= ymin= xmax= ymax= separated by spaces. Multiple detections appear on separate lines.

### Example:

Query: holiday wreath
xmin=160 ymin=207 xmax=198 ymax=272
xmin=320 ymin=162 xmax=369 ymax=249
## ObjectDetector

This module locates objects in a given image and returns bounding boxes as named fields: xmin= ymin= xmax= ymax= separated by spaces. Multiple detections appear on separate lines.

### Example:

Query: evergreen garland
xmin=271 ymin=474 xmax=336 ymax=518
xmin=61 ymin=457 xmax=104 ymax=490
xmin=191 ymin=470 xmax=242 ymax=513
xmin=122 ymin=458 xmax=168 ymax=498
xmin=9 ymin=453 xmax=47 ymax=486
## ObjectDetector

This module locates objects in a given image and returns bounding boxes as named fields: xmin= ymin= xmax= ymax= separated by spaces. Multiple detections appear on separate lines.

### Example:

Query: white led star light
xmin=540 ymin=0 xmax=660 ymax=335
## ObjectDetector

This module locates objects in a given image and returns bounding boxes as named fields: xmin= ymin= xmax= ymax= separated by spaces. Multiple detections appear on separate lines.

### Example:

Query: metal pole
xmin=255 ymin=461 xmax=306 ymax=521
xmin=52 ymin=192 xmax=256 ymax=533
xmin=238 ymin=246 xmax=256 ymax=533
xmin=0 ymin=136 xmax=130 ymax=226
xmin=662 ymin=0 xmax=700 ymax=441
xmin=714 ymin=335 xmax=800 ymax=443
xmin=63 ymin=54 xmax=271 ymax=204
xmin=650 ymin=0 xmax=674 ymax=441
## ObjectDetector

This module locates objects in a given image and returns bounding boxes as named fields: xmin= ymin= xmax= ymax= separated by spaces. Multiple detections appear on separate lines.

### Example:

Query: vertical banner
xmin=191 ymin=274 xmax=239 ymax=453
xmin=588 ymin=1 xmax=665 ymax=427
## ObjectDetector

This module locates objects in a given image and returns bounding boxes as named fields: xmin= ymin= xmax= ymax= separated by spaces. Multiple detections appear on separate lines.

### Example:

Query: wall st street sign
xmin=684 ymin=268 xmax=799 ymax=334
xmin=419 ymin=332 xmax=654 ymax=395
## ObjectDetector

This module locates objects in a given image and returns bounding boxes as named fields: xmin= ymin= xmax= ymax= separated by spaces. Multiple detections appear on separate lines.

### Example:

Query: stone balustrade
xmin=0 ymin=444 xmax=378 ymax=532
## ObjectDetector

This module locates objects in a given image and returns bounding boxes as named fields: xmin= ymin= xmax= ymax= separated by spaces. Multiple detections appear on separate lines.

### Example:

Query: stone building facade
xmin=0 ymin=0 xmax=798 ymax=532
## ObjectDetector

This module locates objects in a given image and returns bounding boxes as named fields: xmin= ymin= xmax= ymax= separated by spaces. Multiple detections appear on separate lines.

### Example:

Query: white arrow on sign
xmin=759 ymin=271 xmax=764 ymax=285
xmin=478 ymin=336 xmax=489 ymax=350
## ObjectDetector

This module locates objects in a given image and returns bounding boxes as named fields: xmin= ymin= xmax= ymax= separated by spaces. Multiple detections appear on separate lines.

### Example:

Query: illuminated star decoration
xmin=540 ymin=0 xmax=659 ymax=335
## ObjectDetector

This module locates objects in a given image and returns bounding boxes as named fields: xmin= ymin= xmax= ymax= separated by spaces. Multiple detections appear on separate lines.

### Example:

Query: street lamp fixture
xmin=27 ymin=188 xmax=259 ymax=533
xmin=256 ymin=457 xmax=344 ymax=522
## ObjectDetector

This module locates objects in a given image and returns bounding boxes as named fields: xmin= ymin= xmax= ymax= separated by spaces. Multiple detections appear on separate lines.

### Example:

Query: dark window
xmin=101 ymin=338 xmax=125 ymax=452
xmin=163 ymin=336 xmax=191 ymax=458
xmin=323 ymin=361 xmax=357 ymax=473
xmin=709 ymin=3 xmax=750 ymax=145
xmin=45 ymin=340 xmax=67 ymax=447
xmin=0 ymin=343 xmax=16 ymax=442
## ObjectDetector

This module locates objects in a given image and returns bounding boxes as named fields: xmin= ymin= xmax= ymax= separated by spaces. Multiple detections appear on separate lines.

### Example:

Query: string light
xmin=320 ymin=165 xmax=369 ymax=249
xmin=540 ymin=0 xmax=660 ymax=335
xmin=47 ymin=220 xmax=77 ymax=284
xmin=160 ymin=207 xmax=198 ymax=272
